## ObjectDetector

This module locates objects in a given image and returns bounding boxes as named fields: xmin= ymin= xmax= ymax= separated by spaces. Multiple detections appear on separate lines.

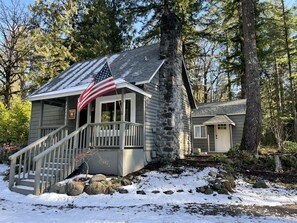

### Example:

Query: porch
xmin=9 ymin=121 xmax=144 ymax=195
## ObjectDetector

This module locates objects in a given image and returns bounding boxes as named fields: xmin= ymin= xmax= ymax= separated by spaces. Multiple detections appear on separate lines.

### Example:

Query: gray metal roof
xmin=31 ymin=44 xmax=164 ymax=96
xmin=192 ymin=99 xmax=246 ymax=117
xmin=203 ymin=115 xmax=235 ymax=126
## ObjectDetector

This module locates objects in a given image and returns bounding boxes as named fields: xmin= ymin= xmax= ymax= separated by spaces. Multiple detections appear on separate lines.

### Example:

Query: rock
xmin=136 ymin=190 xmax=146 ymax=195
xmin=90 ymin=174 xmax=106 ymax=183
xmin=208 ymin=171 xmax=217 ymax=177
xmin=213 ymin=182 xmax=222 ymax=190
xmin=196 ymin=187 xmax=205 ymax=193
xmin=66 ymin=180 xmax=85 ymax=196
xmin=223 ymin=181 xmax=234 ymax=193
xmin=151 ymin=190 xmax=160 ymax=194
xmin=228 ymin=196 xmax=232 ymax=200
xmin=163 ymin=190 xmax=174 ymax=195
xmin=253 ymin=180 xmax=269 ymax=188
xmin=204 ymin=188 xmax=213 ymax=195
xmin=49 ymin=182 xmax=66 ymax=194
xmin=218 ymin=188 xmax=229 ymax=195
xmin=188 ymin=189 xmax=193 ymax=193
xmin=118 ymin=189 xmax=129 ymax=194
xmin=84 ymin=181 xmax=110 ymax=195
xmin=176 ymin=189 xmax=184 ymax=193
xmin=121 ymin=178 xmax=132 ymax=186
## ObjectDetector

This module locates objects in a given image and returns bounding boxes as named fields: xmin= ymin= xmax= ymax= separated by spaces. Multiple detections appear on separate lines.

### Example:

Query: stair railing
xmin=33 ymin=123 xmax=89 ymax=195
xmin=8 ymin=125 xmax=68 ymax=190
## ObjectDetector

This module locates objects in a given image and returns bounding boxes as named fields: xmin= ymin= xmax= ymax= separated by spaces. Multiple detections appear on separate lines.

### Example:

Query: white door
xmin=214 ymin=124 xmax=231 ymax=152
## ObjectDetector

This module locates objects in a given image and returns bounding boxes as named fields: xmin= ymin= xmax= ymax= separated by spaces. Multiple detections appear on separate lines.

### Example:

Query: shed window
xmin=194 ymin=125 xmax=207 ymax=139
xmin=218 ymin=124 xmax=227 ymax=130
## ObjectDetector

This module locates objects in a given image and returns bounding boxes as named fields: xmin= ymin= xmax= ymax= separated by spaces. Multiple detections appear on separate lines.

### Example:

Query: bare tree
xmin=240 ymin=0 xmax=261 ymax=153
xmin=0 ymin=0 xmax=30 ymax=108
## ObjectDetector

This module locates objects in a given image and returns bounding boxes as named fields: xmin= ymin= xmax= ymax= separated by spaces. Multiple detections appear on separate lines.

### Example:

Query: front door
xmin=214 ymin=124 xmax=231 ymax=152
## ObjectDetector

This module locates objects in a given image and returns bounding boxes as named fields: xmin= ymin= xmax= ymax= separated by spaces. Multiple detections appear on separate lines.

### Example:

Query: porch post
xmin=118 ymin=89 xmax=125 ymax=176
xmin=119 ymin=89 xmax=126 ymax=150
xmin=39 ymin=101 xmax=44 ymax=137
xmin=86 ymin=103 xmax=91 ymax=147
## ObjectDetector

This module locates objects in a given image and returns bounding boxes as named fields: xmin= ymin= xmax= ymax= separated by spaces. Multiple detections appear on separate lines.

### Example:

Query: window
xmin=101 ymin=100 xmax=131 ymax=122
xmin=95 ymin=93 xmax=136 ymax=123
xmin=194 ymin=125 xmax=207 ymax=139
xmin=218 ymin=124 xmax=227 ymax=130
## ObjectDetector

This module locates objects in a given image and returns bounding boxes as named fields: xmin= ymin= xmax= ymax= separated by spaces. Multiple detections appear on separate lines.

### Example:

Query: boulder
xmin=66 ymin=180 xmax=85 ymax=196
xmin=49 ymin=182 xmax=66 ymax=194
xmin=121 ymin=178 xmax=132 ymax=186
xmin=118 ymin=188 xmax=129 ymax=194
xmin=90 ymin=174 xmax=106 ymax=183
xmin=136 ymin=190 xmax=146 ymax=195
xmin=218 ymin=188 xmax=229 ymax=195
xmin=253 ymin=180 xmax=269 ymax=188
xmin=163 ymin=190 xmax=174 ymax=195
xmin=204 ymin=188 xmax=213 ymax=195
xmin=208 ymin=171 xmax=217 ymax=177
xmin=84 ymin=181 xmax=110 ymax=195
xmin=151 ymin=190 xmax=160 ymax=194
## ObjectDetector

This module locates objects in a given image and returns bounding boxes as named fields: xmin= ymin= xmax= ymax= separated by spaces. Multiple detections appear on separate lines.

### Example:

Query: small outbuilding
xmin=192 ymin=99 xmax=246 ymax=153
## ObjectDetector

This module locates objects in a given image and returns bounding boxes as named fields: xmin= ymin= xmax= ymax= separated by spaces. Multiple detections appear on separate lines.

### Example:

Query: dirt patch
xmin=184 ymin=203 xmax=297 ymax=218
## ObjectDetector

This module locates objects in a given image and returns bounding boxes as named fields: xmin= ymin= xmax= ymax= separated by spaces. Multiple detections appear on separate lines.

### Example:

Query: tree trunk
xmin=240 ymin=0 xmax=261 ymax=153
xmin=237 ymin=1 xmax=246 ymax=99
xmin=280 ymin=0 xmax=297 ymax=142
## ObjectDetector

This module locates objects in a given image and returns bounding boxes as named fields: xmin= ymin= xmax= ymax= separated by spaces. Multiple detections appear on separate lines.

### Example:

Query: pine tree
xmin=240 ymin=0 xmax=261 ymax=152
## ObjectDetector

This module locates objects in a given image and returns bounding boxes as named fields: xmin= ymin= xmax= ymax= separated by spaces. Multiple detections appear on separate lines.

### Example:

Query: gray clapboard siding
xmin=28 ymin=101 xmax=41 ymax=144
xmin=192 ymin=114 xmax=245 ymax=152
xmin=143 ymin=73 xmax=159 ymax=155
xmin=230 ymin=114 xmax=245 ymax=145
xmin=42 ymin=104 xmax=65 ymax=126
xmin=192 ymin=116 xmax=215 ymax=152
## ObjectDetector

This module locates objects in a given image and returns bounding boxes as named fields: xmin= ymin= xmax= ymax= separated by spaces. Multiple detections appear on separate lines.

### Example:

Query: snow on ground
xmin=0 ymin=164 xmax=297 ymax=223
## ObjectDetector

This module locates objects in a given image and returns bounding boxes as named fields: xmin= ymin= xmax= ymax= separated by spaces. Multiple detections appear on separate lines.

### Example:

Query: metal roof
xmin=192 ymin=99 xmax=246 ymax=117
xmin=203 ymin=115 xmax=235 ymax=126
xmin=30 ymin=44 xmax=164 ymax=98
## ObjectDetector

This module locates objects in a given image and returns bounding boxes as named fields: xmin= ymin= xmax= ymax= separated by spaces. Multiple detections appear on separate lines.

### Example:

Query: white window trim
xmin=193 ymin=125 xmax=207 ymax=139
xmin=95 ymin=93 xmax=136 ymax=123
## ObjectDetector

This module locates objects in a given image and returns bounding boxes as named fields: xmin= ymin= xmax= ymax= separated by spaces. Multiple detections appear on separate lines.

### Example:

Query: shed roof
xmin=30 ymin=44 xmax=164 ymax=98
xmin=192 ymin=99 xmax=246 ymax=117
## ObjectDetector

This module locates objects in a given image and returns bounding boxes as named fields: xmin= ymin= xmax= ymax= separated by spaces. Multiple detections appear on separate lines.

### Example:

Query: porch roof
xmin=27 ymin=78 xmax=152 ymax=101
xmin=203 ymin=115 xmax=235 ymax=126
xmin=29 ymin=44 xmax=164 ymax=99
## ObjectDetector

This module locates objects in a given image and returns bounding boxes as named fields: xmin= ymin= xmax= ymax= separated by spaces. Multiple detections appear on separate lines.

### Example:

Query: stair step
xmin=11 ymin=185 xmax=34 ymax=195
xmin=28 ymin=173 xmax=55 ymax=179
xmin=16 ymin=178 xmax=35 ymax=187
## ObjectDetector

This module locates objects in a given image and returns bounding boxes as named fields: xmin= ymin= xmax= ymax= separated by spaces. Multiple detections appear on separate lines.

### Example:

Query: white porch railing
xmin=8 ymin=125 xmax=68 ymax=189
xmin=89 ymin=122 xmax=144 ymax=148
xmin=9 ymin=122 xmax=144 ymax=195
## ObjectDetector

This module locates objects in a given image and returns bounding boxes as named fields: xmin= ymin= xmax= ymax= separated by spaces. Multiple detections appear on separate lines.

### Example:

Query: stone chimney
xmin=157 ymin=12 xmax=185 ymax=161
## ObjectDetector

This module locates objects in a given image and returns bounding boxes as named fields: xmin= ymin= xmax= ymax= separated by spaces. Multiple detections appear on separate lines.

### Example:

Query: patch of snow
xmin=0 ymin=164 xmax=297 ymax=223
xmin=108 ymin=53 xmax=120 ymax=64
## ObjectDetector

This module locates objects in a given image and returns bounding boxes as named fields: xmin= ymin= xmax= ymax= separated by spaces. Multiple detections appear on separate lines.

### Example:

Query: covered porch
xmin=27 ymin=79 xmax=151 ymax=176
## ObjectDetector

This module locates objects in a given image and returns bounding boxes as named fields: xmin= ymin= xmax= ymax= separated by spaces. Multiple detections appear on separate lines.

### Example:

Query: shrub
xmin=0 ymin=98 xmax=31 ymax=153
xmin=283 ymin=141 xmax=297 ymax=154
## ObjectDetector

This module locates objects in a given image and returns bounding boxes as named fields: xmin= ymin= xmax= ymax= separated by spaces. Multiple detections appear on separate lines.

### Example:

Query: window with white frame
xmin=194 ymin=125 xmax=207 ymax=139
xmin=95 ymin=93 xmax=136 ymax=123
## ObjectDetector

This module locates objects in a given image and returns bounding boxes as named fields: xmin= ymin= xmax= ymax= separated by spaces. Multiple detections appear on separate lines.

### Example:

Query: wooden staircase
xmin=8 ymin=124 xmax=89 ymax=195
xmin=8 ymin=122 xmax=144 ymax=195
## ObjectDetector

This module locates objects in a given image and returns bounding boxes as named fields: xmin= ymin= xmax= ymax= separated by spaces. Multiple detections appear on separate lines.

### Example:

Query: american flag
xmin=78 ymin=61 xmax=116 ymax=112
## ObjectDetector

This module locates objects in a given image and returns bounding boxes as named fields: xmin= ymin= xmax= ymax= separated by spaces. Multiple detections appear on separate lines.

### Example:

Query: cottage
xmin=192 ymin=99 xmax=246 ymax=153
xmin=8 ymin=13 xmax=195 ymax=195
